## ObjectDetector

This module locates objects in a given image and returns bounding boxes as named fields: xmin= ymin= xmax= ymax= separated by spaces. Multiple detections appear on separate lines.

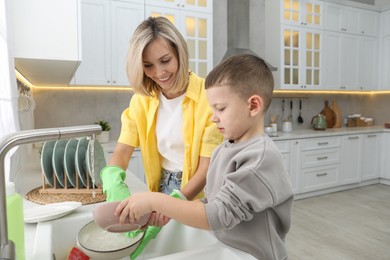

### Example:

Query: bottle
xmin=6 ymin=182 xmax=25 ymax=260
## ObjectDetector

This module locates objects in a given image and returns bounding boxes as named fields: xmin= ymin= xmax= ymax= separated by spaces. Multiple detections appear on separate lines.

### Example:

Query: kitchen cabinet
xmin=72 ymin=0 xmax=144 ymax=86
xmin=279 ymin=0 xmax=323 ymax=28
xmin=265 ymin=0 xmax=323 ymax=90
xmin=145 ymin=0 xmax=213 ymax=78
xmin=382 ymin=10 xmax=390 ymax=37
xmin=103 ymin=147 xmax=146 ymax=183
xmin=340 ymin=135 xmax=361 ymax=185
xmin=145 ymin=0 xmax=212 ymax=13
xmin=299 ymin=136 xmax=341 ymax=193
xmin=380 ymin=36 xmax=390 ymax=90
xmin=324 ymin=2 xmax=378 ymax=37
xmin=11 ymin=0 xmax=81 ymax=85
xmin=361 ymin=133 xmax=381 ymax=181
xmin=274 ymin=140 xmax=299 ymax=194
xmin=381 ymin=132 xmax=390 ymax=182
xmin=322 ymin=31 xmax=377 ymax=90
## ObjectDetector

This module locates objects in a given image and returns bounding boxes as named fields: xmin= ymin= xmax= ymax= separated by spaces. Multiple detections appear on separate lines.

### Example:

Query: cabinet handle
xmin=317 ymin=156 xmax=328 ymax=160
xmin=316 ymin=173 xmax=328 ymax=177
xmin=348 ymin=136 xmax=359 ymax=140
xmin=317 ymin=142 xmax=329 ymax=145
xmin=340 ymin=86 xmax=346 ymax=89
xmin=107 ymin=80 xmax=110 ymax=83
xmin=367 ymin=134 xmax=376 ymax=138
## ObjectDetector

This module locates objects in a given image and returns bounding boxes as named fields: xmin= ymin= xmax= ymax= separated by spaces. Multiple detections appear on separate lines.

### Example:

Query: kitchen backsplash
xmin=29 ymin=88 xmax=390 ymax=142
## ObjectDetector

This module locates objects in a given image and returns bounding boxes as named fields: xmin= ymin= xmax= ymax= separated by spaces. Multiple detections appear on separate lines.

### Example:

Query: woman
xmin=100 ymin=17 xmax=222 ymax=208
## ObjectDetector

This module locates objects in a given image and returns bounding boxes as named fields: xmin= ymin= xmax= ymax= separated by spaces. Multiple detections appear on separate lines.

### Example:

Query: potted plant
xmin=95 ymin=120 xmax=111 ymax=143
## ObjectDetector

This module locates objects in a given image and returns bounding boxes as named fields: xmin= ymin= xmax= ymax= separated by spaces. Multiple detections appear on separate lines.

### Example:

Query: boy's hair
xmin=205 ymin=54 xmax=274 ymax=111
xmin=126 ymin=16 xmax=189 ymax=96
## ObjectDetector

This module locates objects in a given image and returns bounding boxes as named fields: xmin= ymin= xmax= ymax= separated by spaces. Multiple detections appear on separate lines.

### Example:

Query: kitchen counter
xmin=269 ymin=125 xmax=388 ymax=140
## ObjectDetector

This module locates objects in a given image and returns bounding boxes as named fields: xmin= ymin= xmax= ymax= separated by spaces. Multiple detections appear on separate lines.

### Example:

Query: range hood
xmin=222 ymin=0 xmax=277 ymax=71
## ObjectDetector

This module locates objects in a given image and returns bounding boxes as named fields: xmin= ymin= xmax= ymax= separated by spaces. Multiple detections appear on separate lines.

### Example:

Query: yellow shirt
xmin=118 ymin=73 xmax=223 ymax=195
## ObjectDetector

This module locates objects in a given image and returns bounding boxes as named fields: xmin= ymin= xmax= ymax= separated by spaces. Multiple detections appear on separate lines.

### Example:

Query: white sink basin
xmin=31 ymin=211 xmax=255 ymax=260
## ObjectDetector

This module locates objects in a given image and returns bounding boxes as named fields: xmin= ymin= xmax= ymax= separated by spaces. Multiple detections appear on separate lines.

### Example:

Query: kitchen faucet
xmin=0 ymin=125 xmax=101 ymax=260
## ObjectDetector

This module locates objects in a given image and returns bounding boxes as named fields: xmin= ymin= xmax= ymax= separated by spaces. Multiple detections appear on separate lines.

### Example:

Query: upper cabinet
xmin=72 ymin=0 xmax=144 ymax=86
xmin=11 ymin=0 xmax=81 ymax=85
xmin=281 ymin=0 xmax=323 ymax=28
xmin=145 ymin=0 xmax=212 ymax=13
xmin=322 ymin=2 xmax=379 ymax=90
xmin=265 ymin=0 xmax=323 ymax=90
xmin=324 ymin=2 xmax=378 ymax=37
xmin=145 ymin=0 xmax=213 ymax=78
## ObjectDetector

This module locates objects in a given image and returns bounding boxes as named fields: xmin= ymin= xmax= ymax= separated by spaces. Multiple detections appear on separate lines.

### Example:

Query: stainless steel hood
xmin=222 ymin=0 xmax=277 ymax=71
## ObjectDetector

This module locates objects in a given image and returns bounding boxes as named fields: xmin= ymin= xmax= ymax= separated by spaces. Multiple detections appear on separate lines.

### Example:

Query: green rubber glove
xmin=100 ymin=166 xmax=143 ymax=238
xmin=130 ymin=189 xmax=186 ymax=260
xmin=100 ymin=165 xmax=131 ymax=201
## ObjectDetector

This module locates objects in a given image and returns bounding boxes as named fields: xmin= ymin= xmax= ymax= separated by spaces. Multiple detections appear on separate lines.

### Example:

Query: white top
xmin=156 ymin=92 xmax=185 ymax=172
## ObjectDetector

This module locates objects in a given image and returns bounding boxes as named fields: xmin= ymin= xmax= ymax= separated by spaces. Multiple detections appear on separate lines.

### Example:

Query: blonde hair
xmin=127 ymin=16 xmax=189 ymax=96
xmin=205 ymin=54 xmax=274 ymax=111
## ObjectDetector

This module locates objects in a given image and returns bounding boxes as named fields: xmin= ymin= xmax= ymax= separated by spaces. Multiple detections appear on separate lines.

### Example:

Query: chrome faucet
xmin=0 ymin=125 xmax=101 ymax=260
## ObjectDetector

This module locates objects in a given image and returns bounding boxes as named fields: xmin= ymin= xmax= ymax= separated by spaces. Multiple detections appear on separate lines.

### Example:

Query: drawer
xmin=274 ymin=140 xmax=290 ymax=153
xmin=301 ymin=148 xmax=341 ymax=168
xmin=302 ymin=137 xmax=341 ymax=151
xmin=301 ymin=165 xmax=339 ymax=193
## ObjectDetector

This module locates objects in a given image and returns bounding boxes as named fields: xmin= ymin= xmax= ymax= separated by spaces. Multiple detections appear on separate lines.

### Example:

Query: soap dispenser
xmin=6 ymin=182 xmax=25 ymax=260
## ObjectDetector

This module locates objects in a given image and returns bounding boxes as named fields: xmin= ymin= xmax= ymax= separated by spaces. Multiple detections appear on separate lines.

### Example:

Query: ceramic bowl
xmin=93 ymin=201 xmax=151 ymax=233
xmin=77 ymin=220 xmax=144 ymax=259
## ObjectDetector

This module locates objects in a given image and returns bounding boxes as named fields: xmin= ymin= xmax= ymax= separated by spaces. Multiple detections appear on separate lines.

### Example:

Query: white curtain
xmin=1 ymin=0 xmax=20 ymax=182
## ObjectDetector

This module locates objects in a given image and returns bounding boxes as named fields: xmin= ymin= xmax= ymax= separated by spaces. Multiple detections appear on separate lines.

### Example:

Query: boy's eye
xmin=217 ymin=107 xmax=225 ymax=112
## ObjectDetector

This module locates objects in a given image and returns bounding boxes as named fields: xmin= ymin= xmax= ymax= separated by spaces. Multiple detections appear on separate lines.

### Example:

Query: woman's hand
xmin=147 ymin=212 xmax=170 ymax=227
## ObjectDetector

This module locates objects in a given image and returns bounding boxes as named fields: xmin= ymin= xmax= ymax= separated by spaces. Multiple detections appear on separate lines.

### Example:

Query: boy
xmin=116 ymin=54 xmax=294 ymax=259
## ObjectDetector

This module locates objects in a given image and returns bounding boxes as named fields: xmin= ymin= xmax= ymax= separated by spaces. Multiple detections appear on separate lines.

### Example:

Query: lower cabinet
xmin=340 ymin=134 xmax=361 ymax=184
xmin=274 ymin=132 xmax=383 ymax=197
xmin=381 ymin=132 xmax=390 ymax=180
xmin=361 ymin=133 xmax=381 ymax=180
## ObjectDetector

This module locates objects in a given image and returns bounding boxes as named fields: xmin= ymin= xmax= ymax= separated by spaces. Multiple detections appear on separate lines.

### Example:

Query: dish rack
xmin=38 ymin=137 xmax=106 ymax=195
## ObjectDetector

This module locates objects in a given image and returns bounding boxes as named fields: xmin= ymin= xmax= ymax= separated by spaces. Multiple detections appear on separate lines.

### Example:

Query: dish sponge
xmin=66 ymin=246 xmax=90 ymax=260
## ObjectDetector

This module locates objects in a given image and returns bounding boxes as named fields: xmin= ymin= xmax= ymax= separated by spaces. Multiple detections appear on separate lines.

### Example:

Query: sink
xmin=31 ymin=211 xmax=255 ymax=260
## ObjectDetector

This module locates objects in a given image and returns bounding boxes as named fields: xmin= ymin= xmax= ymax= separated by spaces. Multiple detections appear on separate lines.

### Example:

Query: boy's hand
xmin=115 ymin=192 xmax=156 ymax=224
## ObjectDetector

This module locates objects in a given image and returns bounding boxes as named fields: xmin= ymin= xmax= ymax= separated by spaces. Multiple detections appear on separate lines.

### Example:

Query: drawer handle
xmin=367 ymin=134 xmax=376 ymax=138
xmin=316 ymin=173 xmax=328 ymax=177
xmin=348 ymin=136 xmax=359 ymax=140
xmin=317 ymin=156 xmax=328 ymax=160
xmin=317 ymin=142 xmax=329 ymax=145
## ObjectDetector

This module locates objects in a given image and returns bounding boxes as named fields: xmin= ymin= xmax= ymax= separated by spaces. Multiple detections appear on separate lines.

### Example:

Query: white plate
xmin=85 ymin=139 xmax=106 ymax=187
xmin=24 ymin=201 xmax=82 ymax=223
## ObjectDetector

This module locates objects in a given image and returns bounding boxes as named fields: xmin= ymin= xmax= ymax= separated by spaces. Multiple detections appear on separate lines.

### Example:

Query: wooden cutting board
xmin=321 ymin=100 xmax=336 ymax=128
xmin=330 ymin=99 xmax=342 ymax=128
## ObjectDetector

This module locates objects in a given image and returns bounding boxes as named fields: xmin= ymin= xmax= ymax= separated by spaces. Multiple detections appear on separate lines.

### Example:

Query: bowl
xmin=77 ymin=220 xmax=144 ymax=259
xmin=93 ymin=201 xmax=151 ymax=232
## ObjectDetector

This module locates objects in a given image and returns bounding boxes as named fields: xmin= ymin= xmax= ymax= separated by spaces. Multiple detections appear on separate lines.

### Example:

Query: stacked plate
xmin=40 ymin=138 xmax=106 ymax=188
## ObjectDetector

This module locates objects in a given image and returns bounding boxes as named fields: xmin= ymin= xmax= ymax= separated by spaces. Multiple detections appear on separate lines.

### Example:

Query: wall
xmin=31 ymin=88 xmax=390 ymax=143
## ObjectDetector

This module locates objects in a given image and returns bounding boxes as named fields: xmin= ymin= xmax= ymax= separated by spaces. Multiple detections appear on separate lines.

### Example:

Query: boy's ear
xmin=248 ymin=95 xmax=263 ymax=116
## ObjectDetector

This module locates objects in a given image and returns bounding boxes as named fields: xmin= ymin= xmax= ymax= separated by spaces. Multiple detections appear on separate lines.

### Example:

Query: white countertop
xmin=269 ymin=125 xmax=388 ymax=141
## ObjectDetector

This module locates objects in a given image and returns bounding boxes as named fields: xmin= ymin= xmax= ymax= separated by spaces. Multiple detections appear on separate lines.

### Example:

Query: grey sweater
xmin=203 ymin=135 xmax=294 ymax=260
